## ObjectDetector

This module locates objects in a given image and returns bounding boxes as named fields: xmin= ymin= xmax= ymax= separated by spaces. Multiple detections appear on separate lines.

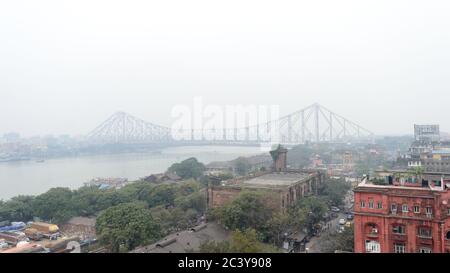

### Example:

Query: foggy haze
xmin=1 ymin=0 xmax=449 ymax=137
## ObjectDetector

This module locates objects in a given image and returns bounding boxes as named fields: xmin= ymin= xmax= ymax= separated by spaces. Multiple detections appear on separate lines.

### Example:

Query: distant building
xmin=141 ymin=172 xmax=182 ymax=184
xmin=354 ymin=170 xmax=450 ymax=253
xmin=207 ymin=146 xmax=326 ymax=212
xmin=311 ymin=155 xmax=323 ymax=168
xmin=421 ymin=149 xmax=450 ymax=173
xmin=3 ymin=132 xmax=20 ymax=143
xmin=343 ymin=151 xmax=354 ymax=172
xmin=414 ymin=125 xmax=440 ymax=143
xmin=85 ymin=177 xmax=129 ymax=189
xmin=130 ymin=222 xmax=230 ymax=253
xmin=405 ymin=125 xmax=450 ymax=172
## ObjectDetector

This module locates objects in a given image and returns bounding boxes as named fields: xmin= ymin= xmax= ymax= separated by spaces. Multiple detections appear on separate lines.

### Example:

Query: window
xmin=393 ymin=225 xmax=406 ymax=235
xmin=448 ymin=208 xmax=450 ymax=216
xmin=434 ymin=180 xmax=441 ymax=187
xmin=414 ymin=205 xmax=420 ymax=214
xmin=402 ymin=204 xmax=408 ymax=213
xmin=446 ymin=231 xmax=450 ymax=240
xmin=418 ymin=227 xmax=432 ymax=238
xmin=377 ymin=202 xmax=383 ymax=209
xmin=419 ymin=248 xmax=432 ymax=253
xmin=361 ymin=201 xmax=366 ymax=208
xmin=394 ymin=243 xmax=406 ymax=253
xmin=426 ymin=207 xmax=433 ymax=216
xmin=369 ymin=201 xmax=374 ymax=209
xmin=391 ymin=203 xmax=397 ymax=214
xmin=366 ymin=240 xmax=381 ymax=253
xmin=367 ymin=223 xmax=378 ymax=235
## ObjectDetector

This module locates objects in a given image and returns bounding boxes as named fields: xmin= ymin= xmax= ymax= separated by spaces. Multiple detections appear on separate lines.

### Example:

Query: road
xmin=306 ymin=212 xmax=346 ymax=253
xmin=306 ymin=189 xmax=354 ymax=253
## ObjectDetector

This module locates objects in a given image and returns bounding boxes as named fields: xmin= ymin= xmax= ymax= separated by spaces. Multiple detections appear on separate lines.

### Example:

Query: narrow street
xmin=306 ymin=212 xmax=346 ymax=253
xmin=306 ymin=189 xmax=354 ymax=253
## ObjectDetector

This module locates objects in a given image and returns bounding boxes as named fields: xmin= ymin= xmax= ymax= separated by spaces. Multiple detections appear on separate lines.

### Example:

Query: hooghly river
xmin=0 ymin=145 xmax=264 ymax=200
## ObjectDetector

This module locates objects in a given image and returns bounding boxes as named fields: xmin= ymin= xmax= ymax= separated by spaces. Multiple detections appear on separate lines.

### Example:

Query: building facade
xmin=207 ymin=146 xmax=326 ymax=212
xmin=207 ymin=171 xmax=325 ymax=211
xmin=421 ymin=149 xmax=450 ymax=173
xmin=414 ymin=124 xmax=440 ymax=143
xmin=354 ymin=171 xmax=450 ymax=253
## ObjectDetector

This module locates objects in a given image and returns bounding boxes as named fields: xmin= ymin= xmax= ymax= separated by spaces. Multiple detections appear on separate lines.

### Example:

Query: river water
xmin=0 ymin=145 xmax=264 ymax=201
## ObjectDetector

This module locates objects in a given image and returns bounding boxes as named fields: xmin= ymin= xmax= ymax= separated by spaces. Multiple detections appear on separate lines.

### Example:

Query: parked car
xmin=339 ymin=219 xmax=346 ymax=225
xmin=331 ymin=207 xmax=340 ymax=213
xmin=347 ymin=214 xmax=354 ymax=221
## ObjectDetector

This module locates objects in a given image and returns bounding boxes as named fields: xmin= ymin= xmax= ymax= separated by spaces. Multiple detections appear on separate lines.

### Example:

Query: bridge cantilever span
xmin=85 ymin=103 xmax=374 ymax=145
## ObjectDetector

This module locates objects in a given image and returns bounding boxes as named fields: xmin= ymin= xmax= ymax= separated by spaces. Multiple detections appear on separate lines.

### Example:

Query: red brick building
xmin=208 ymin=146 xmax=325 ymax=211
xmin=354 ymin=171 xmax=450 ymax=253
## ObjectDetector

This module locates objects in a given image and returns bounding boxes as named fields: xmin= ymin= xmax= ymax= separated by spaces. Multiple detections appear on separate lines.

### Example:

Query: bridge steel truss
xmin=86 ymin=104 xmax=374 ymax=145
xmin=86 ymin=111 xmax=172 ymax=144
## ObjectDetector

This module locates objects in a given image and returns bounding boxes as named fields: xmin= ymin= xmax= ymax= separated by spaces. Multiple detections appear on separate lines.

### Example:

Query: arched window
xmin=446 ymin=231 xmax=450 ymax=240
xmin=365 ymin=223 xmax=379 ymax=235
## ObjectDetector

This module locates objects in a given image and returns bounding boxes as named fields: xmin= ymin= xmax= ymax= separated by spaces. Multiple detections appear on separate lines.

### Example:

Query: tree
xmin=318 ymin=179 xmax=351 ymax=207
xmin=168 ymin=158 xmax=206 ymax=179
xmin=199 ymin=229 xmax=278 ymax=253
xmin=146 ymin=184 xmax=176 ymax=207
xmin=217 ymin=191 xmax=274 ymax=232
xmin=320 ymin=225 xmax=354 ymax=253
xmin=96 ymin=202 xmax=162 ymax=252
xmin=174 ymin=191 xmax=206 ymax=213
xmin=176 ymin=180 xmax=203 ymax=196
xmin=266 ymin=212 xmax=291 ymax=246
xmin=32 ymin=187 xmax=76 ymax=224
xmin=229 ymin=229 xmax=271 ymax=253
xmin=199 ymin=240 xmax=231 ymax=253
xmin=286 ymin=144 xmax=314 ymax=169
xmin=200 ymin=173 xmax=234 ymax=187
xmin=0 ymin=196 xmax=35 ymax=222
xmin=290 ymin=196 xmax=328 ymax=233
xmin=234 ymin=158 xmax=251 ymax=176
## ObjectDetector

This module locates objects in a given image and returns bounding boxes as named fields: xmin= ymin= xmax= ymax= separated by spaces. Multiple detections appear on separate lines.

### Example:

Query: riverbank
xmin=0 ymin=145 xmax=264 ymax=201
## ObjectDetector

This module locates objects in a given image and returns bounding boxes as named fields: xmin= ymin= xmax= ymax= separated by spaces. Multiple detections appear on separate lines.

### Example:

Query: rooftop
xmin=130 ymin=222 xmax=229 ymax=253
xmin=65 ymin=217 xmax=96 ymax=227
xmin=242 ymin=172 xmax=311 ymax=188
xmin=356 ymin=174 xmax=450 ymax=192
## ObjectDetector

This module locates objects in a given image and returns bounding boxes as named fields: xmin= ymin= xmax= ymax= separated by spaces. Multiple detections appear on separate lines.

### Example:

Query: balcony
xmin=366 ymin=232 xmax=379 ymax=239
xmin=391 ymin=234 xmax=407 ymax=241
xmin=417 ymin=236 xmax=433 ymax=245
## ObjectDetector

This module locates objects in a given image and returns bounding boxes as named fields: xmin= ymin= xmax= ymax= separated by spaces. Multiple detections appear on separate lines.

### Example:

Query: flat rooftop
xmin=241 ymin=172 xmax=311 ymax=188
xmin=130 ymin=222 xmax=229 ymax=253
xmin=356 ymin=178 xmax=450 ymax=192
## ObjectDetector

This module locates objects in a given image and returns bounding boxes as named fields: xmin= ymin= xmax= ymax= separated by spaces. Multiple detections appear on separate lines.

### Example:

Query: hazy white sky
xmin=1 ymin=0 xmax=449 ymax=137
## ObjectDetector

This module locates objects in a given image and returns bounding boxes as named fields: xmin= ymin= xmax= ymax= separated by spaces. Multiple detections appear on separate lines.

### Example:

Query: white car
xmin=331 ymin=207 xmax=340 ymax=213
xmin=339 ymin=219 xmax=346 ymax=225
